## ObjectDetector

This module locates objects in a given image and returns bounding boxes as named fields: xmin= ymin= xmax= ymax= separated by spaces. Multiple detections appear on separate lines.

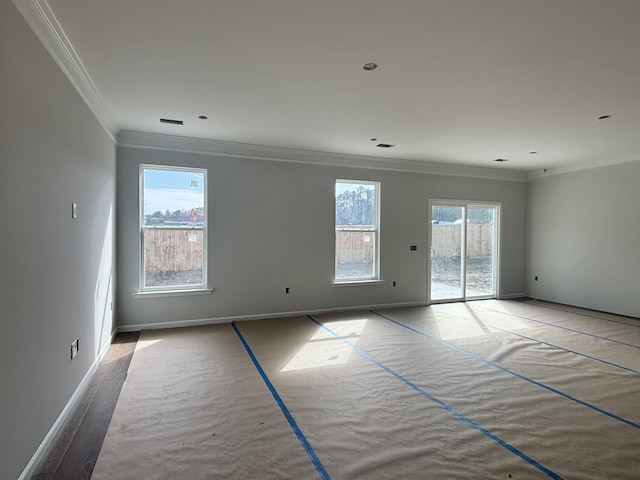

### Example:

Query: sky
xmin=143 ymin=168 xmax=205 ymax=215
xmin=143 ymin=172 xmax=370 ymax=214
xmin=335 ymin=181 xmax=376 ymax=196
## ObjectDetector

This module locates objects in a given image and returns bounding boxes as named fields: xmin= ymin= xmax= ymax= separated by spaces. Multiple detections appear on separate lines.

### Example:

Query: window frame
xmin=334 ymin=179 xmax=381 ymax=284
xmin=138 ymin=164 xmax=209 ymax=294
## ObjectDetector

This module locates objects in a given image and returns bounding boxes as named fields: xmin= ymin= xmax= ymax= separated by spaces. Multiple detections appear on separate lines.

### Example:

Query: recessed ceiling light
xmin=370 ymin=138 xmax=378 ymax=142
xmin=529 ymin=151 xmax=538 ymax=154
xmin=493 ymin=158 xmax=509 ymax=162
xmin=198 ymin=115 xmax=208 ymax=120
xmin=160 ymin=118 xmax=183 ymax=125
xmin=363 ymin=62 xmax=378 ymax=71
xmin=598 ymin=115 xmax=611 ymax=120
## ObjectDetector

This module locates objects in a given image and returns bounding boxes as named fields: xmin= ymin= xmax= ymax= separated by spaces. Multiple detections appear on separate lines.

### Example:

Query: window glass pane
xmin=335 ymin=231 xmax=375 ymax=279
xmin=335 ymin=180 xmax=378 ymax=281
xmin=143 ymin=229 xmax=203 ymax=287
xmin=143 ymin=169 xmax=205 ymax=227
xmin=335 ymin=182 xmax=376 ymax=228
xmin=141 ymin=166 xmax=207 ymax=291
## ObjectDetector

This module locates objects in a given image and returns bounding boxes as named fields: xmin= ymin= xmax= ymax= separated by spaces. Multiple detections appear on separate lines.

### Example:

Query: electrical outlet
xmin=285 ymin=287 xmax=290 ymax=294
xmin=393 ymin=281 xmax=397 ymax=287
xmin=71 ymin=339 xmax=79 ymax=360
xmin=534 ymin=276 xmax=539 ymax=281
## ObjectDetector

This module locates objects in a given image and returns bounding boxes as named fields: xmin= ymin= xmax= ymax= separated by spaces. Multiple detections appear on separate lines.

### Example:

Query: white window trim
xmin=331 ymin=280 xmax=385 ymax=287
xmin=139 ymin=164 xmax=208 ymax=294
xmin=334 ymin=179 xmax=381 ymax=283
xmin=132 ymin=288 xmax=214 ymax=299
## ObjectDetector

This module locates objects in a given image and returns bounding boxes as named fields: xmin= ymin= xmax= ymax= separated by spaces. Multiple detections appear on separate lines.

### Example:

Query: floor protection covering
xmin=92 ymin=300 xmax=640 ymax=479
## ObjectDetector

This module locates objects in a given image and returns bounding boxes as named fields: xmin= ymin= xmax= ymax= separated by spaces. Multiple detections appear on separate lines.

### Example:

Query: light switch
xmin=72 ymin=202 xmax=77 ymax=219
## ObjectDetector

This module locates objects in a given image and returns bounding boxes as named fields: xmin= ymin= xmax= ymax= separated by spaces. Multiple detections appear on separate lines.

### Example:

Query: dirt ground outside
xmin=145 ymin=269 xmax=203 ymax=287
xmin=146 ymin=257 xmax=494 ymax=293
xmin=432 ymin=256 xmax=494 ymax=292
xmin=336 ymin=256 xmax=494 ymax=294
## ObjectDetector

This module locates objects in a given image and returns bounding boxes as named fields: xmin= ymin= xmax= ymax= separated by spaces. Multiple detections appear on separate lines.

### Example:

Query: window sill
xmin=331 ymin=280 xmax=385 ymax=287
xmin=132 ymin=288 xmax=214 ymax=299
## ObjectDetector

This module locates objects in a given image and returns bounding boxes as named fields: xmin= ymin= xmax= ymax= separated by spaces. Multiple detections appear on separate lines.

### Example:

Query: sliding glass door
xmin=429 ymin=201 xmax=499 ymax=303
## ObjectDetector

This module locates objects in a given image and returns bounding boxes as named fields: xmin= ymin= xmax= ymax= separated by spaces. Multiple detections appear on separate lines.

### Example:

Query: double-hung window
xmin=140 ymin=165 xmax=207 ymax=292
xmin=335 ymin=180 xmax=380 ymax=282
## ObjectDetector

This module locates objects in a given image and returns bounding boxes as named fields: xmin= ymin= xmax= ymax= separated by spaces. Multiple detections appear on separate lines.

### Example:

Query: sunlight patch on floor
xmin=281 ymin=319 xmax=368 ymax=372
xmin=135 ymin=338 xmax=163 ymax=352
xmin=435 ymin=316 xmax=487 ymax=340
xmin=432 ymin=304 xmax=531 ymax=340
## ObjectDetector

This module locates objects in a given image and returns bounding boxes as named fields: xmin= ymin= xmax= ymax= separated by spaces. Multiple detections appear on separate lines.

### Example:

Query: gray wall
xmin=5 ymin=0 xmax=638 ymax=475
xmin=0 ymin=1 xmax=116 ymax=478
xmin=527 ymin=161 xmax=640 ymax=317
xmin=117 ymin=146 xmax=527 ymax=328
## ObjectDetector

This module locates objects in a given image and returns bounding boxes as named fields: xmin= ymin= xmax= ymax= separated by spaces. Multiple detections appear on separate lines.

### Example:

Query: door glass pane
xmin=430 ymin=205 xmax=464 ymax=300
xmin=466 ymin=206 xmax=495 ymax=297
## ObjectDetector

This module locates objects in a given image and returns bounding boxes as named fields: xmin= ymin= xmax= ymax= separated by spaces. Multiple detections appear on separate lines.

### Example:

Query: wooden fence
xmin=143 ymin=225 xmax=492 ymax=271
xmin=336 ymin=231 xmax=375 ymax=262
xmin=335 ymin=225 xmax=493 ymax=263
xmin=144 ymin=229 xmax=203 ymax=272
xmin=431 ymin=224 xmax=494 ymax=257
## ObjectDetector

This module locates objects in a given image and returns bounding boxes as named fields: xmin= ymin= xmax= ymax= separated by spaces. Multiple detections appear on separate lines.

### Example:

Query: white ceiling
xmin=16 ymin=0 xmax=640 ymax=174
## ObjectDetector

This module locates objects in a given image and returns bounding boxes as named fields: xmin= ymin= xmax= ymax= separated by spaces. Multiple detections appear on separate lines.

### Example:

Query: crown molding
xmin=13 ymin=0 xmax=117 ymax=142
xmin=527 ymin=155 xmax=640 ymax=181
xmin=118 ymin=131 xmax=529 ymax=182
xmin=12 ymin=0 xmax=639 ymax=182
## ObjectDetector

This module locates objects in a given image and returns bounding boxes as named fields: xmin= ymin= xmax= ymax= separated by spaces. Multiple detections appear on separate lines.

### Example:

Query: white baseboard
xmin=498 ymin=292 xmax=527 ymax=300
xmin=18 ymin=331 xmax=116 ymax=480
xmin=117 ymin=300 xmax=428 ymax=332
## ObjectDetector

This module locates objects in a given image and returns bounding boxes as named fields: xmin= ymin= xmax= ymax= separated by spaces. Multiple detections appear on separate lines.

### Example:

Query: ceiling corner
xmin=12 ymin=0 xmax=117 ymax=140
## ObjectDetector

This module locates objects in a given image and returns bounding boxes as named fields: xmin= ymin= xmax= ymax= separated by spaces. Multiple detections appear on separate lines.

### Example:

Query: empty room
xmin=2 ymin=1 xmax=639 ymax=479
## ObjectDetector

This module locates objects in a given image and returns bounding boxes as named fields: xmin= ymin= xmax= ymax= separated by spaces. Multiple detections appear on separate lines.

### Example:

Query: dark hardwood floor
xmin=32 ymin=332 xmax=139 ymax=480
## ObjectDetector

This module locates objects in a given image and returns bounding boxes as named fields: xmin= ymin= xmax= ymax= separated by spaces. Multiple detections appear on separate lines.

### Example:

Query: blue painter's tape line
xmin=307 ymin=315 xmax=564 ymax=480
xmin=435 ymin=309 xmax=638 ymax=374
xmin=371 ymin=310 xmax=640 ymax=431
xmin=231 ymin=322 xmax=331 ymax=480
xmin=525 ymin=301 xmax=640 ymax=329
xmin=474 ymin=305 xmax=640 ymax=349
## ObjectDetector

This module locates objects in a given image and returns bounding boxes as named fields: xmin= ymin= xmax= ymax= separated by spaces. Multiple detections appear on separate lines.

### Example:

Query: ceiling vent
xmin=160 ymin=118 xmax=184 ymax=125
xmin=376 ymin=143 xmax=395 ymax=148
